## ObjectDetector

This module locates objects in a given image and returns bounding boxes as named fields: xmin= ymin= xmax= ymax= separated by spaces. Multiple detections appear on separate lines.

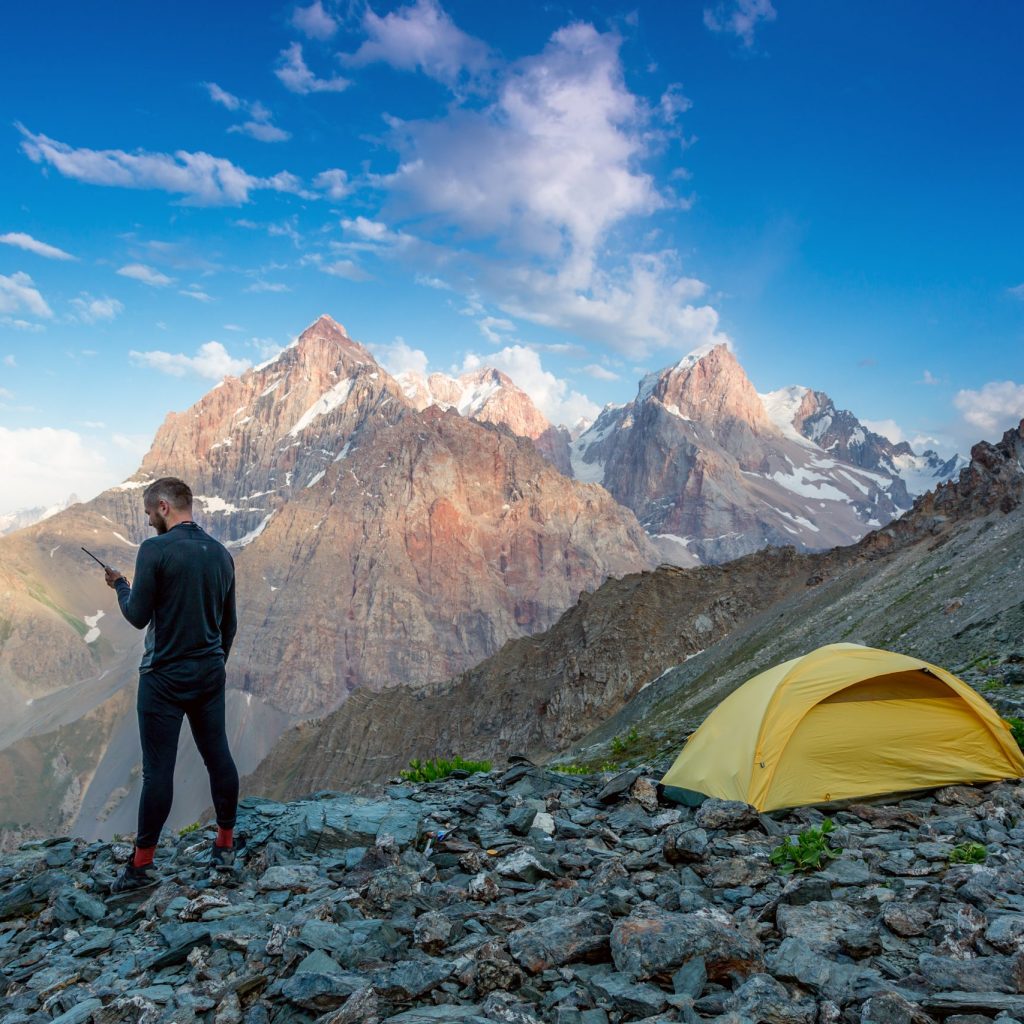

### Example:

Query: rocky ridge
xmin=3 ymin=764 xmax=1024 ymax=1024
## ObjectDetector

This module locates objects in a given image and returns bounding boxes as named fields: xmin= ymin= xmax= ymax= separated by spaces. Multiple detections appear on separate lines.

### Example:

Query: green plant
xmin=949 ymin=841 xmax=987 ymax=864
xmin=400 ymin=756 xmax=492 ymax=784
xmin=550 ymin=763 xmax=590 ymax=775
xmin=1007 ymin=717 xmax=1024 ymax=753
xmin=178 ymin=821 xmax=202 ymax=837
xmin=610 ymin=726 xmax=640 ymax=756
xmin=770 ymin=818 xmax=843 ymax=874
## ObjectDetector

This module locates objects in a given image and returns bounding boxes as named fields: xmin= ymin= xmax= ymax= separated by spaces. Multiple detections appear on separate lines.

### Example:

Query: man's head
xmin=142 ymin=477 xmax=193 ymax=534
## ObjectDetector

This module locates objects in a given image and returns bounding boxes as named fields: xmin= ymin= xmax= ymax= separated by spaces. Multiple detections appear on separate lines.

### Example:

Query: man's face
xmin=145 ymin=501 xmax=169 ymax=535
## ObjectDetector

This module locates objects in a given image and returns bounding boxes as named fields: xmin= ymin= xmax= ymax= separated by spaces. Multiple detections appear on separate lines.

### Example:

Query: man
xmin=105 ymin=476 xmax=240 ymax=893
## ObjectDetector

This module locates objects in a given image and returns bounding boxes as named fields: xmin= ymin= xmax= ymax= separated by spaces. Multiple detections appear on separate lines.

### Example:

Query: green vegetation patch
xmin=26 ymin=584 xmax=88 ymax=638
xmin=770 ymin=818 xmax=843 ymax=874
xmin=949 ymin=841 xmax=987 ymax=864
xmin=400 ymin=756 xmax=492 ymax=784
xmin=1006 ymin=717 xmax=1024 ymax=753
xmin=178 ymin=821 xmax=202 ymax=837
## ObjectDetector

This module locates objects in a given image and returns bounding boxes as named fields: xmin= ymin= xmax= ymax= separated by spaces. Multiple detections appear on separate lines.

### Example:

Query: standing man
xmin=105 ymin=477 xmax=240 ymax=893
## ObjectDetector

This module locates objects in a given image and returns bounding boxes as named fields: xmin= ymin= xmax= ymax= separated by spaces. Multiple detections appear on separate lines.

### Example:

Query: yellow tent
xmin=661 ymin=643 xmax=1024 ymax=811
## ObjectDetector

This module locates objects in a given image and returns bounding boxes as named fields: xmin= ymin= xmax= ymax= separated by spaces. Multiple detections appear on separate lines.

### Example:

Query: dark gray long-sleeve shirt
xmin=114 ymin=521 xmax=236 ymax=677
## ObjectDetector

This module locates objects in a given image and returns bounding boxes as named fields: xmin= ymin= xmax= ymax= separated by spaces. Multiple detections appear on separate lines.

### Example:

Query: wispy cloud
xmin=703 ymin=0 xmax=777 ymax=48
xmin=117 ymin=263 xmax=174 ymax=287
xmin=0 ymin=271 xmax=53 ymax=318
xmin=583 ymin=363 xmax=620 ymax=381
xmin=1009 ymin=283 xmax=1024 ymax=299
xmin=70 ymin=294 xmax=124 ymax=323
xmin=275 ymin=42 xmax=350 ymax=94
xmin=344 ymin=0 xmax=490 ymax=88
xmin=19 ymin=125 xmax=310 ymax=205
xmin=179 ymin=286 xmax=214 ymax=302
xmin=292 ymin=0 xmax=338 ymax=40
xmin=244 ymin=281 xmax=291 ymax=293
xmin=0 ymin=232 xmax=77 ymax=261
xmin=205 ymin=83 xmax=291 ymax=143
xmin=130 ymin=340 xmax=252 ymax=379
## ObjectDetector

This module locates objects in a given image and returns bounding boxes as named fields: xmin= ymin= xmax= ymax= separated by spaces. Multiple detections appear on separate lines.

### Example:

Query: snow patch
xmin=227 ymin=513 xmax=274 ymax=549
xmin=83 ymin=609 xmax=104 ymax=644
xmin=112 ymin=532 xmax=138 ymax=547
xmin=759 ymin=386 xmax=812 ymax=444
xmin=287 ymin=377 xmax=353 ymax=436
xmin=306 ymin=469 xmax=326 ymax=488
xmin=196 ymin=495 xmax=240 ymax=514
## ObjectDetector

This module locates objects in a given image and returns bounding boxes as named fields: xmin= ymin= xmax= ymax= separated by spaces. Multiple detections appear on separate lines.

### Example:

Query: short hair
xmin=143 ymin=477 xmax=193 ymax=511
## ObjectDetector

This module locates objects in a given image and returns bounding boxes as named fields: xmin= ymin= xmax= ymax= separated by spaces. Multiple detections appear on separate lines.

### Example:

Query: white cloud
xmin=275 ymin=42 xmax=350 ymax=94
xmin=954 ymin=380 xmax=1024 ymax=440
xmin=0 ymin=271 xmax=53 ymax=318
xmin=0 ymin=232 xmax=76 ymax=261
xmin=583 ymin=363 xmax=620 ymax=381
xmin=920 ymin=369 xmax=940 ymax=386
xmin=130 ymin=340 xmax=252 ymax=379
xmin=369 ymin=21 xmax=720 ymax=356
xmin=703 ymin=0 xmax=777 ymax=47
xmin=1 ymin=319 xmax=45 ymax=332
xmin=477 ymin=316 xmax=514 ymax=344
xmin=223 ymin=323 xmax=245 ymax=332
xmin=205 ymin=82 xmax=241 ymax=111
xmin=345 ymin=0 xmax=490 ymax=87
xmin=4 ymin=355 xmax=16 ymax=366
xmin=244 ymin=281 xmax=291 ymax=293
xmin=374 ymin=337 xmax=430 ymax=378
xmin=117 ymin=263 xmax=174 ymax=287
xmin=71 ymin=294 xmax=124 ymax=323
xmin=292 ymin=0 xmax=338 ymax=39
xmin=0 ymin=426 xmax=120 ymax=513
xmin=320 ymin=259 xmax=371 ymax=281
xmin=180 ymin=286 xmax=214 ymax=302
xmin=19 ymin=125 xmax=308 ymax=205
xmin=1008 ymin=283 xmax=1024 ymax=299
xmin=249 ymin=337 xmax=285 ymax=361
xmin=461 ymin=345 xmax=598 ymax=426
xmin=314 ymin=168 xmax=350 ymax=200
xmin=229 ymin=120 xmax=291 ymax=143
xmin=0 ymin=386 xmax=12 ymax=400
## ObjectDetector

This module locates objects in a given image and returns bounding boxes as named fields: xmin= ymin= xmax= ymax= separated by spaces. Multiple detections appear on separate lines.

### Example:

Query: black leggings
xmin=136 ymin=661 xmax=239 ymax=848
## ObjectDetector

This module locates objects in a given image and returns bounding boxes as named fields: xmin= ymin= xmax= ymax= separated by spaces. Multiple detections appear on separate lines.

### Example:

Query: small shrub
xmin=949 ymin=841 xmax=987 ymax=864
xmin=1007 ymin=717 xmax=1024 ymax=753
xmin=550 ymin=763 xmax=590 ymax=775
xmin=770 ymin=818 xmax=843 ymax=874
xmin=400 ymin=756 xmax=492 ymax=784
xmin=610 ymin=726 xmax=640 ymax=756
xmin=177 ymin=821 xmax=202 ymax=837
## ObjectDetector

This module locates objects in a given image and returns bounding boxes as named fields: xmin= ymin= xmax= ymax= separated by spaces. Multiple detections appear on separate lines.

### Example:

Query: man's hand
xmin=105 ymin=567 xmax=127 ymax=589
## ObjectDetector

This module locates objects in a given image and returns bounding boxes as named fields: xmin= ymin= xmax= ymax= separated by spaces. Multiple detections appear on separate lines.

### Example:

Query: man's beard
xmin=152 ymin=512 xmax=169 ymax=534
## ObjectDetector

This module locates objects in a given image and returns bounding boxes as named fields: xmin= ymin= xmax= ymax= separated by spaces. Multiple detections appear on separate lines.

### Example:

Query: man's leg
xmin=184 ymin=661 xmax=239 ymax=844
xmin=136 ymin=672 xmax=186 ymax=856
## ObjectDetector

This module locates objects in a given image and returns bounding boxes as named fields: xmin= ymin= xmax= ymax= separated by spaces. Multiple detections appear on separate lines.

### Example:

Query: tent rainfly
xmin=660 ymin=643 xmax=1024 ymax=812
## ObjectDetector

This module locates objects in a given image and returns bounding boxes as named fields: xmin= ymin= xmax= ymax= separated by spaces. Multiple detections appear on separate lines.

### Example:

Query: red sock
xmin=215 ymin=827 xmax=234 ymax=849
xmin=133 ymin=845 xmax=155 ymax=868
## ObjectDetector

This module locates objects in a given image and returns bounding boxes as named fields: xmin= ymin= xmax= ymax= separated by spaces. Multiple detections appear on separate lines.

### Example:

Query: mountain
xmin=243 ymin=417 xmax=1024 ymax=803
xmin=570 ymin=345 xmax=962 ymax=563
xmin=0 ymin=494 xmax=78 ymax=537
xmin=397 ymin=366 xmax=573 ymax=475
xmin=0 ymin=315 xmax=656 ymax=841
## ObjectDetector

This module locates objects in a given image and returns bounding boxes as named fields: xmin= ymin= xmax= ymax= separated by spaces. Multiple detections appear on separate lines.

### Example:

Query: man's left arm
xmin=220 ymin=568 xmax=237 ymax=661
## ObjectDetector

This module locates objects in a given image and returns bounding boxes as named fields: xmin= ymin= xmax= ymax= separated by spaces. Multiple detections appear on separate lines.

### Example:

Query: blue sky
xmin=1 ymin=0 xmax=1022 ymax=512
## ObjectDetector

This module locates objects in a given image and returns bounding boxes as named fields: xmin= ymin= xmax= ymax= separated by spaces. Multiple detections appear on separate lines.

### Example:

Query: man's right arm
xmin=114 ymin=540 xmax=160 ymax=629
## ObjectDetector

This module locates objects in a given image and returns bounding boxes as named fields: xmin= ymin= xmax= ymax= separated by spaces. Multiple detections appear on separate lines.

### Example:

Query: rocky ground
xmin=3 ymin=761 xmax=1024 ymax=1024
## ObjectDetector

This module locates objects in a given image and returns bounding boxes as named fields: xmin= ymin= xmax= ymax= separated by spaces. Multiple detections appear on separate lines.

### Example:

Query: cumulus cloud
xmin=319 ymin=259 xmax=371 ymax=281
xmin=954 ymin=380 xmax=1024 ymax=439
xmin=130 ymin=341 xmax=252 ymax=379
xmin=18 ymin=125 xmax=308 ymax=205
xmin=230 ymin=120 xmax=291 ymax=143
xmin=275 ymin=42 xmax=350 ymax=94
xmin=117 ymin=263 xmax=174 ymax=287
xmin=205 ymin=82 xmax=242 ymax=111
xmin=374 ymin=337 xmax=430 ymax=378
xmin=0 ymin=232 xmax=76 ymax=261
xmin=366 ymin=20 xmax=721 ymax=356
xmin=461 ymin=345 xmax=599 ymax=426
xmin=0 ymin=271 xmax=53 ymax=318
xmin=292 ymin=0 xmax=338 ymax=39
xmin=920 ymin=369 xmax=940 ymax=386
xmin=70 ymin=294 xmax=124 ymax=323
xmin=314 ymin=168 xmax=350 ymax=200
xmin=344 ymin=0 xmax=490 ymax=87
xmin=0 ymin=426 xmax=120 ymax=513
xmin=703 ymin=0 xmax=777 ymax=47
